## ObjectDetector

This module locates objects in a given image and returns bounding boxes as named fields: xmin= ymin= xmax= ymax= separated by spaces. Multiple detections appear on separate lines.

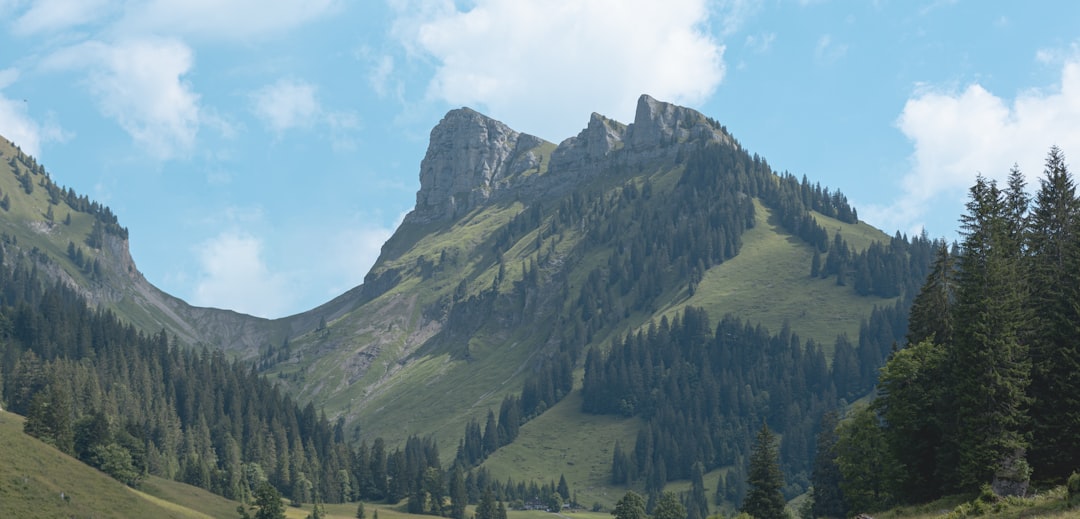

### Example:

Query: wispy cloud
xmin=41 ymin=38 xmax=201 ymax=159
xmin=250 ymin=78 xmax=320 ymax=134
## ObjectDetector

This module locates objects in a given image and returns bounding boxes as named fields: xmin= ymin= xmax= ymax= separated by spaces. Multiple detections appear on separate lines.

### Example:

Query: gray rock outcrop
xmin=405 ymin=95 xmax=735 ymax=224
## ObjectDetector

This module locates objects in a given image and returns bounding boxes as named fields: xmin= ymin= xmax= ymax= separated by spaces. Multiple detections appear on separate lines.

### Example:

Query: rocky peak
xmin=626 ymin=94 xmax=732 ymax=151
xmin=406 ymin=108 xmax=548 ymax=224
xmin=405 ymin=95 xmax=733 ymax=224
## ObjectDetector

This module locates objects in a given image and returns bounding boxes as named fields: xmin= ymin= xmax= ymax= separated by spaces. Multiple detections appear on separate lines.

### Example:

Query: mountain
xmin=0 ymin=95 xmax=934 ymax=509
xmin=254 ymin=94 xmax=932 ymax=502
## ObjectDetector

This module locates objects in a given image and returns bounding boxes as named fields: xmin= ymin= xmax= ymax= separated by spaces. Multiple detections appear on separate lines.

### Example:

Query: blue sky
xmin=1 ymin=1 xmax=1079 ymax=318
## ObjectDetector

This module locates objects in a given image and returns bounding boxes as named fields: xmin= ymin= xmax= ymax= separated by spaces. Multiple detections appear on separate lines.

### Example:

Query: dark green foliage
xmin=834 ymin=406 xmax=895 ymax=513
xmin=810 ymin=411 xmax=846 ymax=519
xmin=0 ymin=250 xmax=354 ymax=502
xmin=687 ymin=462 xmax=709 ymax=519
xmin=742 ymin=424 xmax=786 ymax=519
xmin=356 ymin=501 xmax=366 ymax=519
xmin=583 ymin=304 xmax=911 ymax=498
xmin=251 ymin=481 xmax=286 ymax=519
xmin=612 ymin=491 xmax=647 ymax=519
xmin=653 ymin=491 xmax=686 ymax=519
xmin=449 ymin=467 xmax=467 ymax=519
xmin=874 ymin=340 xmax=948 ymax=502
xmin=854 ymin=152 xmax=1080 ymax=505
xmin=949 ymin=175 xmax=1030 ymax=491
xmin=905 ymin=244 xmax=955 ymax=346
xmin=476 ymin=488 xmax=499 ymax=519
xmin=1026 ymin=146 xmax=1080 ymax=481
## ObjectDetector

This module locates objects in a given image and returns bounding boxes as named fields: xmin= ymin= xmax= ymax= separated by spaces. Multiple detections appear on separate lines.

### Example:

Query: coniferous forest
xmin=0 ymin=241 xmax=572 ymax=515
xmin=810 ymin=147 xmax=1080 ymax=516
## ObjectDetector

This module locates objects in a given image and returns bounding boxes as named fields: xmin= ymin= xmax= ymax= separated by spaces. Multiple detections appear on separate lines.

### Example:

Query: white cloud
xmin=250 ymin=78 xmax=320 ymax=134
xmin=869 ymin=55 xmax=1080 ymax=235
xmin=9 ymin=0 xmax=111 ymax=35
xmin=115 ymin=0 xmax=339 ymax=41
xmin=42 ymin=38 xmax=201 ymax=159
xmin=0 ymin=68 xmax=68 ymax=157
xmin=192 ymin=231 xmax=290 ymax=318
xmin=393 ymin=0 xmax=725 ymax=140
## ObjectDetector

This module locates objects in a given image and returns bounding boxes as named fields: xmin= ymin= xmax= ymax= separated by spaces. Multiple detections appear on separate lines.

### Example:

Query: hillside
xmin=0 ymin=409 xmax=213 ymax=518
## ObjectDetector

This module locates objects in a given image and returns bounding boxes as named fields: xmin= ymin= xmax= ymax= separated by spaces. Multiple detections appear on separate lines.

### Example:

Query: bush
xmin=1068 ymin=471 xmax=1080 ymax=502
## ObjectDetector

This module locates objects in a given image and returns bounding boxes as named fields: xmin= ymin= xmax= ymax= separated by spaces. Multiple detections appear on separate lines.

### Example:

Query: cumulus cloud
xmin=250 ymin=78 xmax=320 ymax=134
xmin=192 ymin=231 xmax=290 ymax=318
xmin=42 ymin=38 xmax=201 ymax=159
xmin=392 ymin=0 xmax=725 ymax=140
xmin=866 ymin=55 xmax=1080 ymax=235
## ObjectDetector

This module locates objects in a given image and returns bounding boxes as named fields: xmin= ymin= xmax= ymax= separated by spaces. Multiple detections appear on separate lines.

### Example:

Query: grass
xmin=667 ymin=199 xmax=896 ymax=348
xmin=873 ymin=487 xmax=1080 ymax=519
xmin=0 ymin=409 xmax=210 ymax=518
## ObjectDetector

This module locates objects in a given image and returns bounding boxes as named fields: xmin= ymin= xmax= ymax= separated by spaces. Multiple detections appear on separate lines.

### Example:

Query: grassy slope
xmin=0 ymin=409 xmax=210 ymax=519
xmin=667 ymin=199 xmax=895 ymax=348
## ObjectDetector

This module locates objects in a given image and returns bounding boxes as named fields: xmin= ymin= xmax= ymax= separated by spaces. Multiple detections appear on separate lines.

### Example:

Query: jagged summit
xmin=405 ymin=94 xmax=734 ymax=224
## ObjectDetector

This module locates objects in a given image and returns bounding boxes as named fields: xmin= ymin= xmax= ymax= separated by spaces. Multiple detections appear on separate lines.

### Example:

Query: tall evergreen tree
xmin=905 ymin=244 xmax=955 ymax=346
xmin=742 ymin=424 xmax=786 ymax=519
xmin=810 ymin=411 xmax=846 ymax=519
xmin=1026 ymin=145 xmax=1080 ymax=481
xmin=949 ymin=175 xmax=1031 ymax=493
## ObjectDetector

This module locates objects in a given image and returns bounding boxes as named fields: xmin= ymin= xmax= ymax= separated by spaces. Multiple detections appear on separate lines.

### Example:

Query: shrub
xmin=1068 ymin=471 xmax=1080 ymax=502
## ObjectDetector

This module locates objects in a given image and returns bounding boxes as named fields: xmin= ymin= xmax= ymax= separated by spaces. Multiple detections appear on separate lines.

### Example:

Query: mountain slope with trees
xmin=0 ymin=95 xmax=942 ymax=514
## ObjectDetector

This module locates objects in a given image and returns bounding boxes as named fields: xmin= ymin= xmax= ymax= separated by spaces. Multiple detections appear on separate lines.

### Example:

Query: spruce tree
xmin=949 ymin=175 xmax=1031 ymax=493
xmin=741 ymin=423 xmax=785 ymax=519
xmin=1026 ymin=146 xmax=1080 ymax=481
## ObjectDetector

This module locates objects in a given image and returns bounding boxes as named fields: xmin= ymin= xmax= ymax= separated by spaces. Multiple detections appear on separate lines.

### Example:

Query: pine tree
xmin=1026 ymin=145 xmax=1080 ymax=481
xmin=741 ymin=423 xmax=785 ymax=519
xmin=356 ymin=501 xmax=366 ymax=519
xmin=949 ymin=175 xmax=1031 ymax=494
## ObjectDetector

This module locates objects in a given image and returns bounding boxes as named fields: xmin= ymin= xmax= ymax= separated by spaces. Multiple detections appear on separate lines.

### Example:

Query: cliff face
xmin=407 ymin=108 xmax=548 ymax=224
xmin=405 ymin=94 xmax=734 ymax=225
